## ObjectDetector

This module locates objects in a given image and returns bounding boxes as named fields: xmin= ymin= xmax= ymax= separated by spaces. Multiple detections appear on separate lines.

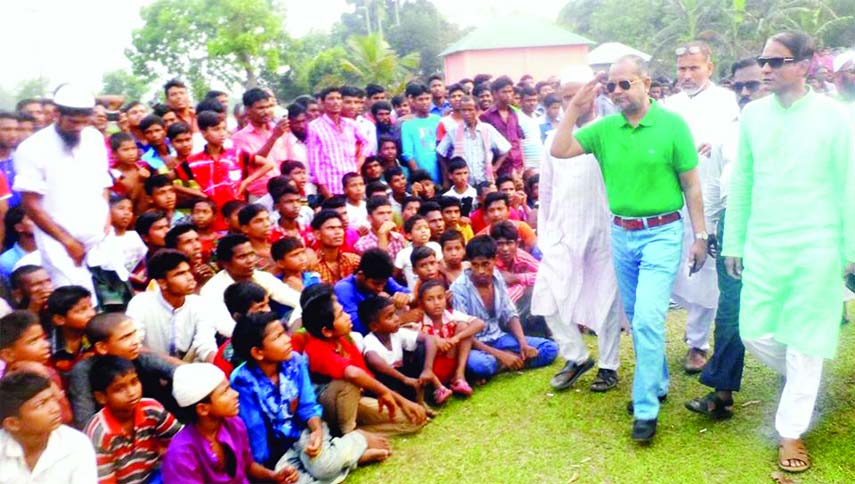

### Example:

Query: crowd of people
xmin=0 ymin=28 xmax=853 ymax=483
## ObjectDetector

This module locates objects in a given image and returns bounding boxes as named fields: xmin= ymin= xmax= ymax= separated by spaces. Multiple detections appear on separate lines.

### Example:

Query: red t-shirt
xmin=303 ymin=334 xmax=372 ymax=381
xmin=186 ymin=146 xmax=251 ymax=230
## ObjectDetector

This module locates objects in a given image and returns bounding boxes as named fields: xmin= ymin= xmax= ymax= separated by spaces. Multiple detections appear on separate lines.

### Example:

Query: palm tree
xmin=340 ymin=33 xmax=420 ymax=92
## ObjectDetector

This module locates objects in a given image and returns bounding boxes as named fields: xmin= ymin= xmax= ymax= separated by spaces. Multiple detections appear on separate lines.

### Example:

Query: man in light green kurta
xmin=722 ymin=32 xmax=855 ymax=473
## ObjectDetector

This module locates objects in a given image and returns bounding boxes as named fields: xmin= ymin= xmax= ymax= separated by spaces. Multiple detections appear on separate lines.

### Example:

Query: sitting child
xmin=144 ymin=174 xmax=184 ymax=227
xmin=300 ymin=283 xmax=427 ymax=436
xmin=85 ymin=355 xmax=182 ymax=484
xmin=162 ymin=363 xmax=296 ymax=484
xmin=360 ymin=296 xmax=450 ymax=409
xmin=190 ymin=198 xmax=219 ymax=263
xmin=438 ymin=195 xmax=474 ymax=242
xmin=213 ymin=281 xmax=273 ymax=377
xmin=0 ymin=372 xmax=97 ymax=482
xmin=272 ymin=236 xmax=310 ymax=292
xmin=110 ymin=193 xmax=148 ymax=274
xmin=230 ymin=312 xmax=388 ymax=478
xmin=439 ymin=229 xmax=469 ymax=284
xmin=394 ymin=215 xmax=443 ymax=290
xmin=417 ymin=279 xmax=485 ymax=396
xmin=47 ymin=285 xmax=96 ymax=378
xmin=411 ymin=245 xmax=444 ymax=291
xmin=410 ymin=169 xmax=436 ymax=200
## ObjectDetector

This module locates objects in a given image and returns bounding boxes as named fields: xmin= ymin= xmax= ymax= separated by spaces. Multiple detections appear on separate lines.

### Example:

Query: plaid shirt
xmin=310 ymin=251 xmax=361 ymax=285
xmin=306 ymin=114 xmax=366 ymax=194
xmin=354 ymin=230 xmax=407 ymax=259
xmin=450 ymin=268 xmax=519 ymax=343
xmin=495 ymin=248 xmax=539 ymax=303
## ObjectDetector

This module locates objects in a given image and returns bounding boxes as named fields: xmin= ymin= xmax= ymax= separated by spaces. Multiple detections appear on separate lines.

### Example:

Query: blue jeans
xmin=611 ymin=219 xmax=683 ymax=420
xmin=467 ymin=333 xmax=559 ymax=380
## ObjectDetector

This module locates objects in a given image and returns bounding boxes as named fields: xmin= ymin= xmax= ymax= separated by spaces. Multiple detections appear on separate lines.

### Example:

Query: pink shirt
xmin=231 ymin=122 xmax=285 ymax=197
xmin=306 ymin=114 xmax=366 ymax=195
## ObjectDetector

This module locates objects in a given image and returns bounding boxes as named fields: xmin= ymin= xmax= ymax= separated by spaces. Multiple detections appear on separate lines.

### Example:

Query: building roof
xmin=439 ymin=16 xmax=594 ymax=57
xmin=587 ymin=42 xmax=652 ymax=65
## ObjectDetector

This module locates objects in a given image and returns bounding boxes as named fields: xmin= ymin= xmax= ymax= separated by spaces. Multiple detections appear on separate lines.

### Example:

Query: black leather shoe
xmin=549 ymin=358 xmax=594 ymax=390
xmin=626 ymin=394 xmax=667 ymax=415
xmin=631 ymin=418 xmax=657 ymax=443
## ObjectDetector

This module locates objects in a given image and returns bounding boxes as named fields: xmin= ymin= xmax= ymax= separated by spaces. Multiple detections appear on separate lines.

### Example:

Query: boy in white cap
xmin=162 ymin=362 xmax=297 ymax=484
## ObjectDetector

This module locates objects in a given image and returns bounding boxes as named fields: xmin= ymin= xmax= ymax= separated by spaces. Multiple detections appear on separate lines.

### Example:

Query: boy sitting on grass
xmin=300 ymin=283 xmax=427 ymax=436
xmin=360 ymin=295 xmax=450 ymax=410
xmin=162 ymin=363 xmax=296 ymax=484
xmin=85 ymin=355 xmax=182 ymax=484
xmin=394 ymin=214 xmax=443 ymax=290
xmin=0 ymin=372 xmax=96 ymax=482
xmin=230 ymin=312 xmax=388 ymax=479
xmin=439 ymin=229 xmax=468 ymax=284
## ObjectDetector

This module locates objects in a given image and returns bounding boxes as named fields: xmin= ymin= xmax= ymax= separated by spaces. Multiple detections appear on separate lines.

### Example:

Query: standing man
xmin=306 ymin=86 xmax=367 ymax=198
xmin=428 ymin=75 xmax=450 ymax=116
xmin=663 ymin=41 xmax=740 ymax=373
xmin=13 ymin=84 xmax=127 ymax=293
xmin=0 ymin=112 xmax=20 ymax=207
xmin=517 ymin=85 xmax=544 ymax=170
xmin=400 ymin=83 xmax=441 ymax=184
xmin=480 ymin=76 xmax=525 ymax=178
xmin=551 ymin=55 xmax=708 ymax=443
xmin=164 ymin=79 xmax=195 ymax=132
xmin=685 ymin=56 xmax=767 ymax=420
xmin=534 ymin=65 xmax=624 ymax=394
xmin=722 ymin=32 xmax=854 ymax=473
xmin=232 ymin=88 xmax=290 ymax=202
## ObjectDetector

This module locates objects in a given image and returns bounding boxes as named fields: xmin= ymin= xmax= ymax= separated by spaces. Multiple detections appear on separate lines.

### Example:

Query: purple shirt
xmin=306 ymin=114 xmax=367 ymax=195
xmin=161 ymin=416 xmax=253 ymax=484
xmin=480 ymin=106 xmax=525 ymax=176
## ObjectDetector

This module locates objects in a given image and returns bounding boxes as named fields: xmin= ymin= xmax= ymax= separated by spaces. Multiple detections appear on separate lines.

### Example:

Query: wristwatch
xmin=694 ymin=231 xmax=709 ymax=241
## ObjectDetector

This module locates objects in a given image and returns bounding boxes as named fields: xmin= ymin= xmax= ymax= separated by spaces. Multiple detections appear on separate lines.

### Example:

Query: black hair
xmin=770 ymin=32 xmax=816 ymax=61
xmin=447 ymin=157 xmax=468 ymax=174
xmin=147 ymin=249 xmax=190 ymax=280
xmin=197 ymin=111 xmax=222 ymax=131
xmin=121 ymin=101 xmax=145 ymax=114
xmin=15 ymin=98 xmax=42 ymax=112
xmin=490 ymin=76 xmax=514 ymax=93
xmin=221 ymin=200 xmax=247 ymax=219
xmin=109 ymin=193 xmax=131 ymax=207
xmin=166 ymin=121 xmax=191 ymax=140
xmin=163 ymin=79 xmax=186 ymax=96
xmin=428 ymin=74 xmax=444 ymax=84
xmin=144 ymin=174 xmax=173 ymax=196
xmin=358 ymin=248 xmax=394 ymax=280
xmin=280 ymin=160 xmax=306 ymax=176
xmin=242 ymin=88 xmax=271 ymax=108
xmin=271 ymin=180 xmax=300 ymax=204
xmin=271 ymin=236 xmax=304 ymax=261
xmin=164 ymin=224 xmax=196 ymax=249
xmin=371 ymin=100 xmax=393 ymax=118
xmin=402 ymin=196 xmax=421 ymax=210
xmin=294 ymin=95 xmax=317 ymax=108
xmin=358 ymin=295 xmax=393 ymax=329
xmin=466 ymin=235 xmax=497 ymax=260
xmin=459 ymin=77 xmax=474 ymax=85
xmin=404 ymin=214 xmax=427 ymax=234
xmin=286 ymin=103 xmax=305 ymax=119
xmin=310 ymin=209 xmax=344 ymax=231
xmin=391 ymin=95 xmax=406 ymax=108
xmin=410 ymin=169 xmax=432 ymax=184
xmin=89 ymin=355 xmax=136 ymax=394
xmin=193 ymin=198 xmax=217 ymax=213
xmin=109 ymin=132 xmax=135 ymax=151
xmin=195 ymin=99 xmax=224 ymax=115
xmin=299 ymin=283 xmax=336 ymax=339
xmin=534 ymin=81 xmax=550 ymax=93
xmin=417 ymin=278 xmax=447 ymax=301
xmin=410 ymin=245 xmax=436 ymax=267
xmin=731 ymin=57 xmax=760 ymax=77
xmin=152 ymin=103 xmax=173 ymax=117
xmin=439 ymin=229 xmax=465 ymax=248
xmin=383 ymin=166 xmax=404 ymax=184
xmin=0 ymin=372 xmax=51 ymax=421
xmin=437 ymin=196 xmax=462 ymax=210
xmin=365 ymin=181 xmax=389 ymax=198
xmin=9 ymin=265 xmax=44 ymax=293
xmin=496 ymin=174 xmax=515 ymax=188
xmin=232 ymin=312 xmax=283 ymax=364
xmin=473 ymin=84 xmax=491 ymax=97
xmin=321 ymin=195 xmax=347 ymax=210
xmin=519 ymin=85 xmax=537 ymax=97
xmin=405 ymin=83 xmax=430 ymax=98
xmin=139 ymin=114 xmax=165 ymax=133
xmin=489 ymin=220 xmax=519 ymax=241
xmin=484 ymin=192 xmax=509 ymax=210
xmin=216 ymin=233 xmax=251 ymax=263
xmin=135 ymin=210 xmax=167 ymax=236
xmin=0 ymin=111 xmax=17 ymax=122
xmin=3 ymin=205 xmax=26 ymax=250
xmin=318 ymin=86 xmax=341 ymax=101
xmin=361 ymin=156 xmax=381 ymax=175
xmin=224 ymin=281 xmax=268 ymax=318
xmin=378 ymin=135 xmax=398 ymax=149
xmin=0 ymin=310 xmax=41 ymax=349
xmin=447 ymin=83 xmax=465 ymax=95
xmin=85 ymin=312 xmax=131 ymax=344
xmin=365 ymin=83 xmax=386 ymax=97
xmin=342 ymin=172 xmax=362 ymax=188
xmin=46 ymin=285 xmax=90 ymax=318
xmin=340 ymin=85 xmax=364 ymax=98
xmin=418 ymin=201 xmax=441 ymax=216
xmin=476 ymin=180 xmax=495 ymax=196
xmin=237 ymin=203 xmax=267 ymax=227
xmin=366 ymin=195 xmax=391 ymax=214
xmin=543 ymin=93 xmax=561 ymax=108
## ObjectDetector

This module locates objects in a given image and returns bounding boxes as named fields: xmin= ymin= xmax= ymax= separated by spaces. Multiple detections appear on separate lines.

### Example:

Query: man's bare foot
xmin=358 ymin=448 xmax=391 ymax=464
xmin=421 ymin=403 xmax=439 ymax=418
xmin=357 ymin=430 xmax=390 ymax=451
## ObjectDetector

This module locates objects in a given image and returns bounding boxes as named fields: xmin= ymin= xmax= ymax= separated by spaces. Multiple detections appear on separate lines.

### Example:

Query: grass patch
xmin=348 ymin=303 xmax=855 ymax=484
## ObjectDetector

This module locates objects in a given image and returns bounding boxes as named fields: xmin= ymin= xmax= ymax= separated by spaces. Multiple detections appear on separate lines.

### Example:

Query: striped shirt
xmin=306 ymin=114 xmax=366 ymax=195
xmin=85 ymin=398 xmax=182 ymax=484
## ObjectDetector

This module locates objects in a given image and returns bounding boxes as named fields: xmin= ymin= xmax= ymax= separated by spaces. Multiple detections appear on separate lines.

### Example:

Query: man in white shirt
xmin=126 ymin=249 xmax=218 ymax=363
xmin=200 ymin=233 xmax=301 ymax=337
xmin=662 ymin=41 xmax=739 ymax=373
xmin=13 ymin=84 xmax=126 ymax=295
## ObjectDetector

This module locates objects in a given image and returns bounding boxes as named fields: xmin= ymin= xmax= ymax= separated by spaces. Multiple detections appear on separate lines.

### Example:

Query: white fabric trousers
xmin=743 ymin=335 xmax=824 ymax=439
xmin=683 ymin=301 xmax=717 ymax=351
xmin=545 ymin=297 xmax=622 ymax=371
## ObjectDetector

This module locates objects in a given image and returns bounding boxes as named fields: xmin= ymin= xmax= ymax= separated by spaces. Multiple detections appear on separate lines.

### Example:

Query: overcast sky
xmin=1 ymin=0 xmax=568 ymax=94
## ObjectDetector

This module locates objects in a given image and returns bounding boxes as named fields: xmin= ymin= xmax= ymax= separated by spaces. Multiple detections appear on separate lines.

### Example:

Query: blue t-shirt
xmin=0 ymin=244 xmax=27 ymax=279
xmin=334 ymin=274 xmax=410 ymax=335
xmin=401 ymin=115 xmax=441 ymax=183
xmin=0 ymin=158 xmax=20 ymax=207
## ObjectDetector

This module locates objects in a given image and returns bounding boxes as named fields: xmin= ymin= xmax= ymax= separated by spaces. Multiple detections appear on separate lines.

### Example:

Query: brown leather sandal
xmin=778 ymin=438 xmax=811 ymax=473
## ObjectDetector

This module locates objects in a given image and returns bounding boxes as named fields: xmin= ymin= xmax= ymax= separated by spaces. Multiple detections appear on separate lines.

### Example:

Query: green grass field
xmin=347 ymin=303 xmax=855 ymax=484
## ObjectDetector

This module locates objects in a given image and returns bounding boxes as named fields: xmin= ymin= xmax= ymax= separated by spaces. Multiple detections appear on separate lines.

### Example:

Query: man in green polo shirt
xmin=551 ymin=55 xmax=708 ymax=443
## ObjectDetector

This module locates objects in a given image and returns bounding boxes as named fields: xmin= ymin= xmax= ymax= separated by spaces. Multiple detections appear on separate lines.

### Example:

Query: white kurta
xmin=531 ymin=130 xmax=625 ymax=332
xmin=664 ymin=84 xmax=739 ymax=308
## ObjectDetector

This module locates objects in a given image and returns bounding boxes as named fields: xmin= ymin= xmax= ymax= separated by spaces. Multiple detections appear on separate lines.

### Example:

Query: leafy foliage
xmin=101 ymin=69 xmax=151 ymax=101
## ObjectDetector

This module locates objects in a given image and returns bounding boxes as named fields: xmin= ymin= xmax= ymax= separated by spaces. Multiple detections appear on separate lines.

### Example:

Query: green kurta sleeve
xmin=721 ymin=108 xmax=754 ymax=258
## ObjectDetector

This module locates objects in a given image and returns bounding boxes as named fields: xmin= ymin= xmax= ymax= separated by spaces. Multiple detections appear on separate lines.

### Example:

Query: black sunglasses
xmin=606 ymin=79 xmax=638 ymax=93
xmin=756 ymin=56 xmax=795 ymax=69
xmin=731 ymin=81 xmax=761 ymax=92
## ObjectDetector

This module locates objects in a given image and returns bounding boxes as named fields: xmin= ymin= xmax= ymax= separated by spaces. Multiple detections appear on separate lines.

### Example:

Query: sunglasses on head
xmin=731 ymin=81 xmax=761 ymax=92
xmin=756 ymin=56 xmax=796 ymax=69
xmin=606 ymin=79 xmax=640 ymax=93
xmin=675 ymin=46 xmax=704 ymax=56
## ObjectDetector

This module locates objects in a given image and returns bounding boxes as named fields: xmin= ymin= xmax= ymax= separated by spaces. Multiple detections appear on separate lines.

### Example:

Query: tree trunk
xmin=240 ymin=52 xmax=258 ymax=88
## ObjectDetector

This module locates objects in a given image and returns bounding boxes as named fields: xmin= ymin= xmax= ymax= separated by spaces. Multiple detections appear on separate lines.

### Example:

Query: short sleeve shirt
xmin=362 ymin=328 xmax=420 ymax=367
xmin=574 ymin=101 xmax=698 ymax=217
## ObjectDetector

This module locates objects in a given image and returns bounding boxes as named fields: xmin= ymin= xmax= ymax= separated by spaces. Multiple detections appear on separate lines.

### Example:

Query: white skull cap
xmin=833 ymin=51 xmax=855 ymax=73
xmin=561 ymin=65 xmax=595 ymax=86
xmin=52 ymin=83 xmax=96 ymax=110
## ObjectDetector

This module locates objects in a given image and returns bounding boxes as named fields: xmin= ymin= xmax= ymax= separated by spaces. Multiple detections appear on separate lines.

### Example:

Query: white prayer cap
xmin=833 ymin=51 xmax=855 ymax=73
xmin=52 ymin=83 xmax=96 ymax=110
xmin=560 ymin=64 xmax=595 ymax=86
xmin=172 ymin=363 xmax=225 ymax=407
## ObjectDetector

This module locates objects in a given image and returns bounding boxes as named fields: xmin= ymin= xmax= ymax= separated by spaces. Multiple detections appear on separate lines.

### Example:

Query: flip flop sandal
xmin=684 ymin=392 xmax=734 ymax=420
xmin=433 ymin=386 xmax=453 ymax=405
xmin=778 ymin=439 xmax=811 ymax=473
xmin=450 ymin=378 xmax=473 ymax=397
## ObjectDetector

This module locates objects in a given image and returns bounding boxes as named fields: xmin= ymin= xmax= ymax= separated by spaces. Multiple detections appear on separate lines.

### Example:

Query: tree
xmin=127 ymin=0 xmax=287 ymax=99
xmin=15 ymin=77 xmax=51 ymax=101
xmin=340 ymin=34 xmax=420 ymax=91
xmin=385 ymin=0 xmax=464 ymax=76
xmin=101 ymin=69 xmax=151 ymax=101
